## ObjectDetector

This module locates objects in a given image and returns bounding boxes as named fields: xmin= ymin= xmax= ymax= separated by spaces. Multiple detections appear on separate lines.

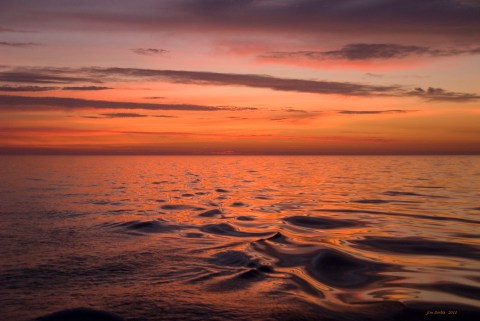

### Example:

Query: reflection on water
xmin=0 ymin=156 xmax=479 ymax=320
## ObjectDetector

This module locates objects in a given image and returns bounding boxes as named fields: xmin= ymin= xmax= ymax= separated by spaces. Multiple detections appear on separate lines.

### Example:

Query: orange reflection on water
xmin=0 ymin=155 xmax=479 ymax=320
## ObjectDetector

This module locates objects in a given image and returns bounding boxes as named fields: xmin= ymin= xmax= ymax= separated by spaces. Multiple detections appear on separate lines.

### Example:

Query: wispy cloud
xmin=153 ymin=115 xmax=177 ymax=118
xmin=0 ymin=41 xmax=40 ymax=48
xmin=226 ymin=116 xmax=249 ymax=120
xmin=0 ymin=85 xmax=57 ymax=92
xmin=0 ymin=94 xmax=255 ymax=111
xmin=261 ymin=44 xmax=480 ymax=61
xmin=365 ymin=73 xmax=383 ymax=78
xmin=0 ymin=69 xmax=98 ymax=84
xmin=62 ymin=86 xmax=112 ymax=91
xmin=337 ymin=110 xmax=418 ymax=115
xmin=408 ymin=87 xmax=480 ymax=102
xmin=99 ymin=113 xmax=148 ymax=118
xmin=283 ymin=108 xmax=309 ymax=113
xmin=82 ymin=113 xmax=177 ymax=119
xmin=131 ymin=48 xmax=169 ymax=55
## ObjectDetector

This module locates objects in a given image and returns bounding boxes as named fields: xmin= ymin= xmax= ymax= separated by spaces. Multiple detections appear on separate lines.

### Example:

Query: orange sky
xmin=0 ymin=0 xmax=479 ymax=154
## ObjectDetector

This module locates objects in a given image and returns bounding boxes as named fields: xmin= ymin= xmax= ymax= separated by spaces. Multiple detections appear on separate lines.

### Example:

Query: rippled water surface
xmin=1 ymin=156 xmax=479 ymax=320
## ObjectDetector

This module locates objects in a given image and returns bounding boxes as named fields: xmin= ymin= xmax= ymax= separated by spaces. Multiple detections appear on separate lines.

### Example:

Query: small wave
xmin=284 ymin=216 xmax=361 ymax=229
xmin=207 ymin=250 xmax=252 ymax=267
xmin=352 ymin=237 xmax=480 ymax=260
xmin=230 ymin=202 xmax=249 ymax=207
xmin=36 ymin=307 xmax=124 ymax=321
xmin=315 ymin=208 xmax=480 ymax=224
xmin=236 ymin=216 xmax=255 ymax=221
xmin=106 ymin=220 xmax=184 ymax=234
xmin=383 ymin=190 xmax=448 ymax=198
xmin=408 ymin=282 xmax=480 ymax=301
xmin=352 ymin=199 xmax=391 ymax=204
xmin=198 ymin=209 xmax=223 ymax=217
xmin=265 ymin=231 xmax=289 ymax=244
xmin=306 ymin=249 xmax=392 ymax=288
xmin=200 ymin=223 xmax=272 ymax=237
xmin=161 ymin=204 xmax=205 ymax=211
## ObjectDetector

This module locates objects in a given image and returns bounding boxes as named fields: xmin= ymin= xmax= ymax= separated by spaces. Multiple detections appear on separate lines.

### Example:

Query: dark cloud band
xmin=1 ymin=67 xmax=478 ymax=101
xmin=0 ymin=85 xmax=57 ymax=92
xmin=0 ymin=95 xmax=248 ymax=111
xmin=62 ymin=86 xmax=112 ymax=90
xmin=0 ymin=70 xmax=97 ymax=84
xmin=0 ymin=41 xmax=40 ymax=47
xmin=1 ymin=0 xmax=479 ymax=42
xmin=262 ymin=44 xmax=480 ymax=61
xmin=84 ymin=67 xmax=401 ymax=96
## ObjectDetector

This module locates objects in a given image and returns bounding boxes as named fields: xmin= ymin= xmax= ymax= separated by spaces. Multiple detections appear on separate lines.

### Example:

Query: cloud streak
xmin=84 ymin=67 xmax=401 ymax=96
xmin=0 ymin=95 xmax=253 ymax=111
xmin=0 ymin=66 xmax=401 ymax=96
xmin=62 ymin=86 xmax=112 ymax=90
xmin=76 ymin=67 xmax=480 ymax=101
xmin=94 ymin=113 xmax=149 ymax=118
xmin=0 ymin=69 xmax=97 ymax=84
xmin=131 ymin=48 xmax=169 ymax=55
xmin=408 ymin=87 xmax=480 ymax=102
xmin=337 ymin=110 xmax=418 ymax=115
xmin=0 ymin=41 xmax=40 ymax=48
xmin=1 ymin=66 xmax=478 ymax=101
xmin=0 ymin=85 xmax=57 ymax=92
xmin=262 ymin=44 xmax=480 ymax=61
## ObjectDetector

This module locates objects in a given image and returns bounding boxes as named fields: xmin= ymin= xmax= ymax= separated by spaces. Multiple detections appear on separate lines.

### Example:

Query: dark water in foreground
xmin=0 ymin=156 xmax=479 ymax=321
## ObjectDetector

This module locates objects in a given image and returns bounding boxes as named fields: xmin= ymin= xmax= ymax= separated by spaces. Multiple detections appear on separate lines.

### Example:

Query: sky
xmin=0 ymin=0 xmax=479 ymax=154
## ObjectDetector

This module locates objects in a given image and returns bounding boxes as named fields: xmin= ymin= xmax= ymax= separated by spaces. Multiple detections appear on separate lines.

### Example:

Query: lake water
xmin=0 ymin=156 xmax=479 ymax=320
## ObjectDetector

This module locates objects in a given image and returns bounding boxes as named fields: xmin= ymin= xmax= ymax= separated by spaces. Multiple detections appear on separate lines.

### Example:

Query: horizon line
xmin=1 ymin=152 xmax=479 ymax=156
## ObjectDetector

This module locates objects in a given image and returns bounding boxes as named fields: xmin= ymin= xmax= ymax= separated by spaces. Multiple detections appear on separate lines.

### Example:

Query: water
xmin=0 ymin=156 xmax=479 ymax=320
